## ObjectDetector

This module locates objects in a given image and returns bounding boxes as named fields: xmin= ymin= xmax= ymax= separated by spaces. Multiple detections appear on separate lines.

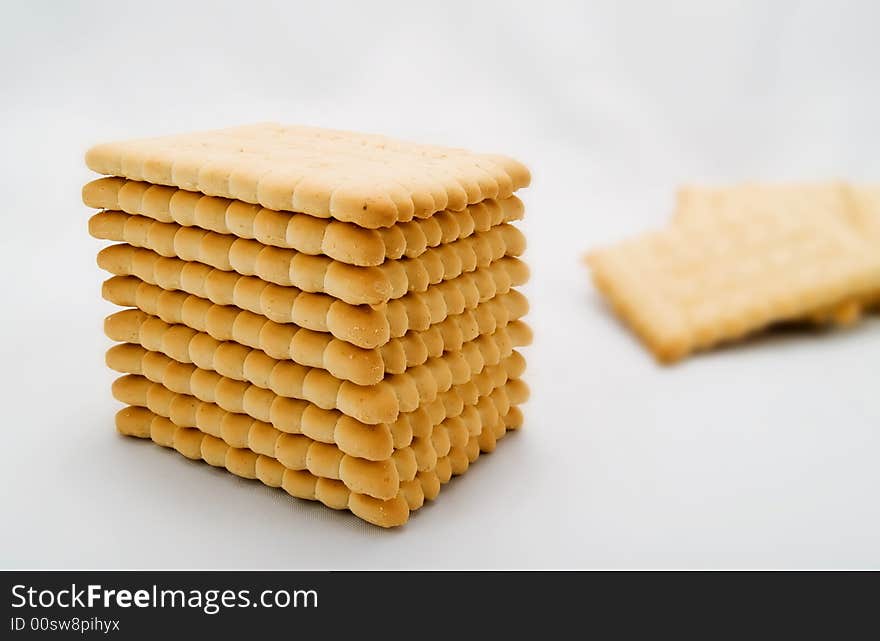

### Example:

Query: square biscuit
xmin=102 ymin=274 xmax=530 ymax=386
xmin=88 ymin=208 xmax=526 ymax=306
xmin=674 ymin=182 xmax=852 ymax=227
xmin=112 ymin=373 xmax=525 ymax=504
xmin=587 ymin=207 xmax=880 ymax=362
xmin=105 ymin=327 xmax=526 ymax=425
xmin=112 ymin=350 xmax=525 ymax=466
xmin=83 ymin=177 xmax=525 ymax=267
xmin=115 ymin=398 xmax=524 ymax=527
xmin=102 ymin=301 xmax=532 ymax=412
xmin=850 ymin=186 xmax=880 ymax=241
xmin=96 ymin=244 xmax=529 ymax=348
xmin=674 ymin=182 xmax=880 ymax=324
xmin=85 ymin=123 xmax=530 ymax=229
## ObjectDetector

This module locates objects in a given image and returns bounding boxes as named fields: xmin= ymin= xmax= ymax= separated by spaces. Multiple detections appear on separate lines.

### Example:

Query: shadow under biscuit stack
xmin=84 ymin=123 xmax=532 ymax=527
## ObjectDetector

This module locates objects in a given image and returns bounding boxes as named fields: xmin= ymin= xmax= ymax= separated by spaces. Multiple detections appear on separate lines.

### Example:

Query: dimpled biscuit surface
xmin=85 ymin=123 xmax=530 ymax=229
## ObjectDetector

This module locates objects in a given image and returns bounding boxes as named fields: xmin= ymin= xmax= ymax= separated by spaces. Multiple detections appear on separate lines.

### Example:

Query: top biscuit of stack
xmin=85 ymin=123 xmax=531 ymax=230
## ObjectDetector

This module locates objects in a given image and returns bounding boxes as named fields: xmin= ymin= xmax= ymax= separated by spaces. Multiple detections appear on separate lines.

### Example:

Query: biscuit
xmin=586 ymin=207 xmax=880 ymax=362
xmin=113 ymin=351 xmax=523 ymax=463
xmin=89 ymin=210 xmax=525 ymax=306
xmin=106 ymin=342 xmax=527 ymax=440
xmin=104 ymin=312 xmax=531 ymax=424
xmin=851 ymin=187 xmax=880 ymax=312
xmin=85 ymin=123 xmax=531 ymax=229
xmin=97 ymin=244 xmax=529 ymax=348
xmin=839 ymin=186 xmax=880 ymax=315
xmin=674 ymin=182 xmax=852 ymax=226
xmin=115 ymin=405 xmax=417 ymax=527
xmin=111 ymin=374 xmax=522 ymax=500
xmin=113 ymin=374 xmax=524 ymax=469
xmin=674 ymin=182 xmax=880 ymax=325
xmin=115 ymin=399 xmax=522 ymax=527
xmin=102 ymin=275 xmax=528 ymax=385
xmin=84 ymin=177 xmax=525 ymax=266
xmin=850 ymin=186 xmax=880 ymax=237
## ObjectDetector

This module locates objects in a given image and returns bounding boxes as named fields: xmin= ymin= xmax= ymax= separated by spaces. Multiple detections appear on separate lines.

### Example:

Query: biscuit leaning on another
xmin=586 ymin=184 xmax=880 ymax=362
xmin=673 ymin=182 xmax=880 ymax=326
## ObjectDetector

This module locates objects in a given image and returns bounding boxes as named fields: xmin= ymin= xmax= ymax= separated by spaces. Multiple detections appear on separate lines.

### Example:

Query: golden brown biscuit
xmin=104 ymin=306 xmax=531 ymax=423
xmin=84 ymin=177 xmax=524 ymax=266
xmin=673 ymin=182 xmax=851 ymax=227
xmin=104 ymin=309 xmax=532 ymax=416
xmin=89 ymin=210 xmax=524 ymax=306
xmin=102 ymin=275 xmax=529 ymax=385
xmin=114 ymin=400 xmax=525 ymax=527
xmin=673 ymin=182 xmax=880 ymax=325
xmin=106 ymin=271 xmax=527 ymax=354
xmin=85 ymin=123 xmax=530 ymax=229
xmin=107 ymin=343 xmax=525 ymax=430
xmin=97 ymin=244 xmax=528 ymax=348
xmin=112 ymin=374 xmax=522 ymax=500
xmin=587 ymin=205 xmax=880 ymax=362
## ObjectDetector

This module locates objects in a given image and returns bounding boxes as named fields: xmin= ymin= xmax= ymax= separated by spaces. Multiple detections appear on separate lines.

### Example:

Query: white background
xmin=1 ymin=0 xmax=878 ymax=569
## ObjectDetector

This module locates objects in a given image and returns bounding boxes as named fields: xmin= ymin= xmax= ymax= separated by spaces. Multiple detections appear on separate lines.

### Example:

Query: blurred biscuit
xmin=587 ymin=204 xmax=880 ymax=362
xmin=674 ymin=182 xmax=880 ymax=325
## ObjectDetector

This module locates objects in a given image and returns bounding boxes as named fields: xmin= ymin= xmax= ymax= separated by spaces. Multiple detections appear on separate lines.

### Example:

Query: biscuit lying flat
xmin=114 ymin=407 xmax=459 ymax=527
xmin=97 ymin=244 xmax=529 ymax=348
xmin=112 ymin=374 xmax=521 ymax=500
xmin=113 ymin=374 xmax=523 ymax=467
xmin=113 ymin=352 xmax=525 ymax=463
xmin=115 ymin=399 xmax=523 ymax=527
xmin=89 ymin=210 xmax=525 ymax=306
xmin=84 ymin=177 xmax=524 ymax=266
xmin=106 ymin=339 xmax=526 ymax=429
xmin=587 ymin=207 xmax=880 ymax=363
xmin=85 ymin=123 xmax=530 ymax=229
xmin=102 ymin=275 xmax=529 ymax=385
xmin=104 ymin=307 xmax=531 ymax=422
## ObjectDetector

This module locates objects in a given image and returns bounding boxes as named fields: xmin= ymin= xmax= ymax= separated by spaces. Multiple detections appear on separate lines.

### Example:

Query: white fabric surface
xmin=1 ymin=0 xmax=878 ymax=568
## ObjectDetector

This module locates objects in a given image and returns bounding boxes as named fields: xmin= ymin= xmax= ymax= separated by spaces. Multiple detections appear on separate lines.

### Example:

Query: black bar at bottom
xmin=1 ymin=570 xmax=876 ymax=635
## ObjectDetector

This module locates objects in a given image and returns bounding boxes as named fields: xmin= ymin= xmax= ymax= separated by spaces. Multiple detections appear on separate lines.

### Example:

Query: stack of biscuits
xmin=84 ymin=123 xmax=531 ymax=527
xmin=587 ymin=182 xmax=880 ymax=363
